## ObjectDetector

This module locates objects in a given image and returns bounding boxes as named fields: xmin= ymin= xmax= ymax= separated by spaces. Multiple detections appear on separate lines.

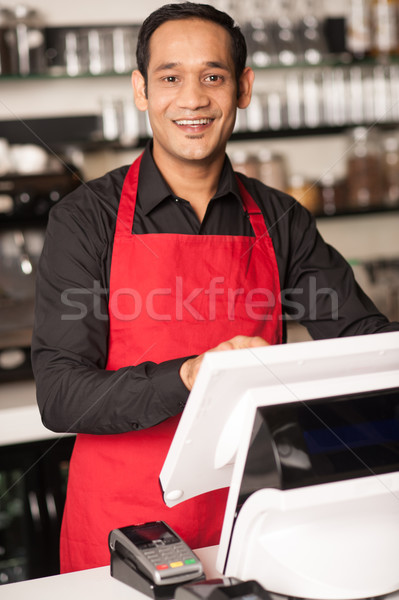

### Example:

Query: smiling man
xmin=32 ymin=2 xmax=399 ymax=574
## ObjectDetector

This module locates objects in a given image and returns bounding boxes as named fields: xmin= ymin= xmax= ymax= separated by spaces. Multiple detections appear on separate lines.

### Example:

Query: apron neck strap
xmin=235 ymin=175 xmax=267 ymax=239
xmin=115 ymin=153 xmax=143 ymax=236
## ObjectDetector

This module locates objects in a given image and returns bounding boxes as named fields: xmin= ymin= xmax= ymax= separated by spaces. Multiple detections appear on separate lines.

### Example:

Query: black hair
xmin=136 ymin=2 xmax=247 ymax=93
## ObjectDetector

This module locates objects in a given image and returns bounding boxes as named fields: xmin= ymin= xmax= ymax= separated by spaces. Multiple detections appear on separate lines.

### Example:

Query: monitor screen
xmin=235 ymin=386 xmax=399 ymax=514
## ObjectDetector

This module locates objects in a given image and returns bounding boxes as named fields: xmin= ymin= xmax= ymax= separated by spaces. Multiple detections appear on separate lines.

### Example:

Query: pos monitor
xmin=160 ymin=331 xmax=399 ymax=600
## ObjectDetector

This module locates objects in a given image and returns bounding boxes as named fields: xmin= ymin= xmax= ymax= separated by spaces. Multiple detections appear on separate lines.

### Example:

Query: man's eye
xmin=164 ymin=76 xmax=178 ymax=83
xmin=206 ymin=75 xmax=223 ymax=83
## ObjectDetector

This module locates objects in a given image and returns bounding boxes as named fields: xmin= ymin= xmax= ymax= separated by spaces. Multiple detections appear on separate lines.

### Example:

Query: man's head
xmin=136 ymin=2 xmax=247 ymax=96
xmin=132 ymin=3 xmax=254 ymax=171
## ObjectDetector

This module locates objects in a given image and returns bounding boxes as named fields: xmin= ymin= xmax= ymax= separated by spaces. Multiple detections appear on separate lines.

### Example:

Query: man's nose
xmin=176 ymin=78 xmax=210 ymax=110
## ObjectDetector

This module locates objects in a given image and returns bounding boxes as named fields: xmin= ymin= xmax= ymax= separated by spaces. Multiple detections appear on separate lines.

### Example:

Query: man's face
xmin=132 ymin=18 xmax=253 ymax=169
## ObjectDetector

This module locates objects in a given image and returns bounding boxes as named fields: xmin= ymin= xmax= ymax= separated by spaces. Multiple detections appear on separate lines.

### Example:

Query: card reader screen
xmin=122 ymin=522 xmax=179 ymax=548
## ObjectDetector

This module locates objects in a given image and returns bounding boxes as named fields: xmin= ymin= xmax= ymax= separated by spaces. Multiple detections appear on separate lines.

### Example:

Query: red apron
xmin=60 ymin=154 xmax=282 ymax=572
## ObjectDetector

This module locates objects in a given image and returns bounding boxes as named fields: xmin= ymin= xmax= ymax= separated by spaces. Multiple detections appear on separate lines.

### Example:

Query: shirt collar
xmin=137 ymin=141 xmax=243 ymax=216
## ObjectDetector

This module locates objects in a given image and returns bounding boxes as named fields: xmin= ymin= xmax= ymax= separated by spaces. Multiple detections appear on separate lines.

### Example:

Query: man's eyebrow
xmin=204 ymin=61 xmax=230 ymax=71
xmin=153 ymin=62 xmax=182 ymax=73
xmin=153 ymin=60 xmax=230 ymax=73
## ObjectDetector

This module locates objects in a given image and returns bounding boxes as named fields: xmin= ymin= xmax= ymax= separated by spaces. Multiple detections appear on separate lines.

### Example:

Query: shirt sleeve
xmin=282 ymin=201 xmax=399 ymax=338
xmin=31 ymin=185 xmax=190 ymax=435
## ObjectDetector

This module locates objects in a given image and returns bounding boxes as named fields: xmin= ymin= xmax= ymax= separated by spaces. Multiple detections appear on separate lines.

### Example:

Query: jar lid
xmin=319 ymin=172 xmax=336 ymax=186
xmin=258 ymin=148 xmax=274 ymax=161
xmin=351 ymin=126 xmax=368 ymax=142
xmin=10 ymin=4 xmax=42 ymax=25
xmin=383 ymin=137 xmax=399 ymax=153
xmin=289 ymin=173 xmax=307 ymax=188
xmin=230 ymin=149 xmax=249 ymax=164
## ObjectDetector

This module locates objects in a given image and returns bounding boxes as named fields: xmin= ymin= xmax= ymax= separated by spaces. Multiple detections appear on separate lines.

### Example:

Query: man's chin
xmin=175 ymin=140 xmax=223 ymax=162
xmin=153 ymin=136 xmax=225 ymax=165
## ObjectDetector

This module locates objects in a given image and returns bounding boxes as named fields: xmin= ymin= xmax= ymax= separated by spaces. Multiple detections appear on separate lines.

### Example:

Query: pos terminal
xmin=160 ymin=332 xmax=399 ymax=600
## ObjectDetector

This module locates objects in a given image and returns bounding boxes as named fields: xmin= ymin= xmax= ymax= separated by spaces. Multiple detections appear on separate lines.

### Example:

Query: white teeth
xmin=175 ymin=118 xmax=212 ymax=125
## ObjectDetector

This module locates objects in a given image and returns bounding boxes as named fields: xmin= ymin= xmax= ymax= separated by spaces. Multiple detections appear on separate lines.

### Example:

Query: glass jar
xmin=382 ymin=136 xmax=399 ymax=206
xmin=230 ymin=149 xmax=260 ymax=179
xmin=286 ymin=174 xmax=321 ymax=214
xmin=258 ymin=148 xmax=288 ymax=191
xmin=346 ymin=127 xmax=384 ymax=209
xmin=371 ymin=0 xmax=398 ymax=58
xmin=317 ymin=173 xmax=347 ymax=216
xmin=346 ymin=0 xmax=372 ymax=60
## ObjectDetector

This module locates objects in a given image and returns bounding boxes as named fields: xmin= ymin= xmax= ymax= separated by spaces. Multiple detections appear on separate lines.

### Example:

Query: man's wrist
xmin=179 ymin=358 xmax=193 ymax=391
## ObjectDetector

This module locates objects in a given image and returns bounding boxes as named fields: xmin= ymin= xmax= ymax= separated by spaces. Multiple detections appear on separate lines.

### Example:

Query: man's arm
xmin=32 ymin=195 xmax=189 ymax=435
xmin=283 ymin=201 xmax=399 ymax=337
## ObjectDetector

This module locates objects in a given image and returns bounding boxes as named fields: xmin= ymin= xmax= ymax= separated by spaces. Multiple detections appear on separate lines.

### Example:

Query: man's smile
xmin=172 ymin=117 xmax=216 ymax=133
xmin=174 ymin=118 xmax=214 ymax=125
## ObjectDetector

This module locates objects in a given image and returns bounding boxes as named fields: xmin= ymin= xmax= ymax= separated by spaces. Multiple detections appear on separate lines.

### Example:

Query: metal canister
xmin=0 ymin=8 xmax=13 ymax=75
xmin=3 ymin=5 xmax=46 ymax=75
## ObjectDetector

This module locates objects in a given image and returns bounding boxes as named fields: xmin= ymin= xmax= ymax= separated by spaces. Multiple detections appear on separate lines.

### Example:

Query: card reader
xmin=109 ymin=521 xmax=205 ymax=599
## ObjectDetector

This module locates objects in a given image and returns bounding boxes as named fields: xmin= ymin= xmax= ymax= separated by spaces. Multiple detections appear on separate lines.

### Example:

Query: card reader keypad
xmin=141 ymin=539 xmax=197 ymax=572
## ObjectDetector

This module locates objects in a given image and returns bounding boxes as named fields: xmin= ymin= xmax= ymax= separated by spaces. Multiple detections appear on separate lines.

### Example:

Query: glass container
xmin=286 ymin=173 xmax=321 ymax=214
xmin=382 ymin=136 xmax=399 ymax=207
xmin=371 ymin=0 xmax=398 ymax=58
xmin=317 ymin=173 xmax=347 ymax=215
xmin=258 ymin=148 xmax=288 ymax=191
xmin=230 ymin=149 xmax=260 ymax=179
xmin=346 ymin=0 xmax=372 ymax=59
xmin=346 ymin=127 xmax=385 ymax=209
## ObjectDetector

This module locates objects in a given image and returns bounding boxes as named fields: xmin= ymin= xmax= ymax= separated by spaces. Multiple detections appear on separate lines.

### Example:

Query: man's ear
xmin=237 ymin=67 xmax=255 ymax=109
xmin=132 ymin=70 xmax=148 ymax=112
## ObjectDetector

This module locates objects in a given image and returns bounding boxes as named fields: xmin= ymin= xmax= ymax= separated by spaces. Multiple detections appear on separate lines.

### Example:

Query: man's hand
xmin=179 ymin=335 xmax=269 ymax=391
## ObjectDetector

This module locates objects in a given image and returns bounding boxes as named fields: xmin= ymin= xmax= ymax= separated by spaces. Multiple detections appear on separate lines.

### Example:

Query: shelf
xmin=314 ymin=204 xmax=399 ymax=220
xmin=231 ymin=123 xmax=399 ymax=141
xmin=1 ymin=54 xmax=398 ymax=83
xmin=0 ymin=70 xmax=132 ymax=82
xmin=247 ymin=55 xmax=399 ymax=71
xmin=0 ymin=115 xmax=101 ymax=147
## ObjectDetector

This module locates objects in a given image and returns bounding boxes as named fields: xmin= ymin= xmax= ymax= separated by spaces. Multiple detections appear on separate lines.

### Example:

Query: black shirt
xmin=31 ymin=143 xmax=399 ymax=434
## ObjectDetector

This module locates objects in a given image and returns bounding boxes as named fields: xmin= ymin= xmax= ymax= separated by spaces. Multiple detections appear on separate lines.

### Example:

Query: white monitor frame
xmin=160 ymin=331 xmax=399 ymax=508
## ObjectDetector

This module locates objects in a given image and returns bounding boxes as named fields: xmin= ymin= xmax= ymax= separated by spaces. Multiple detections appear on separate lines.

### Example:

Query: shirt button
xmin=175 ymin=198 xmax=179 ymax=202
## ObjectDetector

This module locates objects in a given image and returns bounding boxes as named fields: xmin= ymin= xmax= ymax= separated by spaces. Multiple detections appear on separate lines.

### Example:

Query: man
xmin=32 ymin=2 xmax=399 ymax=574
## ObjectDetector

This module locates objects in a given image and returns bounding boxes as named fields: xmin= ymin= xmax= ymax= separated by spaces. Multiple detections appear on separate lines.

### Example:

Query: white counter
xmin=3 ymin=546 xmax=399 ymax=600
xmin=0 ymin=547 xmax=220 ymax=600
xmin=0 ymin=380 xmax=70 ymax=446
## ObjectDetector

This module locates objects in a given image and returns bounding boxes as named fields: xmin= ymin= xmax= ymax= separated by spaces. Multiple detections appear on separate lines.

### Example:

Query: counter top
xmin=2 ymin=546 xmax=399 ymax=600
xmin=0 ymin=380 xmax=70 ymax=446
xmin=1 ymin=565 xmax=143 ymax=600
xmin=0 ymin=547 xmax=220 ymax=600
